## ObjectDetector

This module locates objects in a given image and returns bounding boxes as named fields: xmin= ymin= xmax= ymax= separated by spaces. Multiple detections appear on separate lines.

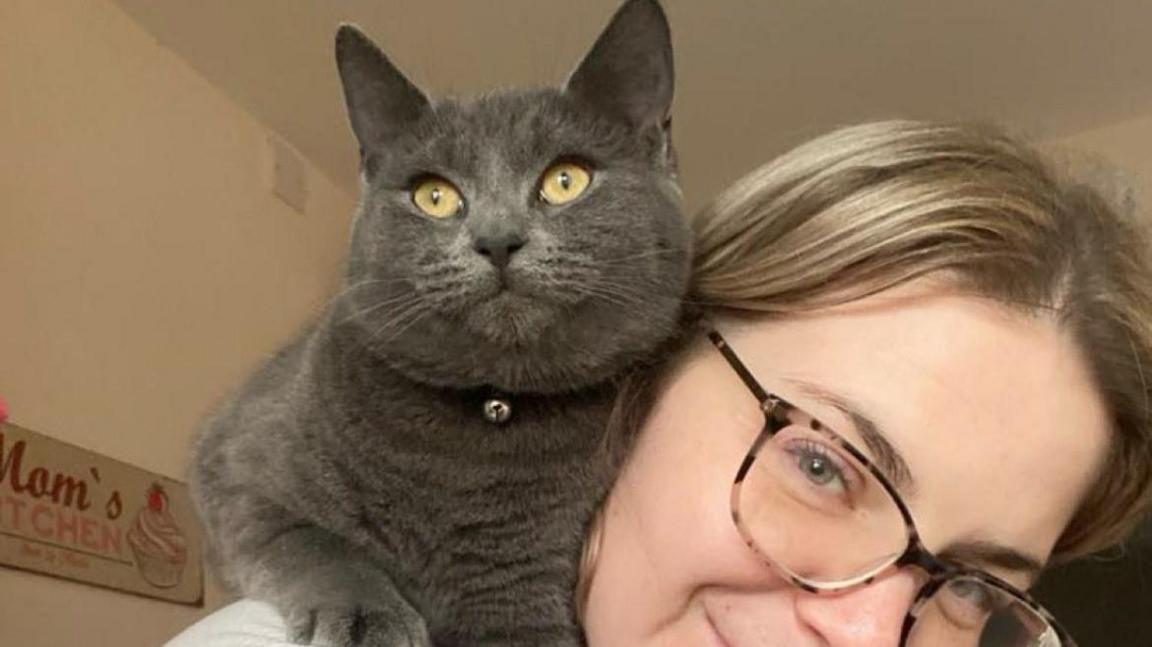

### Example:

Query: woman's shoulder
xmin=164 ymin=599 xmax=293 ymax=647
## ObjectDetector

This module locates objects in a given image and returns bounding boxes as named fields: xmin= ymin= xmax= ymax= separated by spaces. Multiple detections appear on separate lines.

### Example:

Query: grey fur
xmin=191 ymin=1 xmax=687 ymax=645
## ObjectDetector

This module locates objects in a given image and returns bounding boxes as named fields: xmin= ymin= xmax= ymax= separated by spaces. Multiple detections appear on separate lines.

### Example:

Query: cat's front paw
xmin=286 ymin=605 xmax=430 ymax=647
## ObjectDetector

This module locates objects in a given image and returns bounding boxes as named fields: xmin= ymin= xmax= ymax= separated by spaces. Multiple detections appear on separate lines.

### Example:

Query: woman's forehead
xmin=715 ymin=284 xmax=1110 ymax=561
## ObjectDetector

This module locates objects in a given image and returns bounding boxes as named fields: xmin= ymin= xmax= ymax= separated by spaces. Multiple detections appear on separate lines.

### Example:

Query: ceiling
xmin=109 ymin=0 xmax=1152 ymax=209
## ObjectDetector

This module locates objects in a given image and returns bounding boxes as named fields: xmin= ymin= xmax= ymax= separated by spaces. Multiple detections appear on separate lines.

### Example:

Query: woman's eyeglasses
xmin=709 ymin=330 xmax=1075 ymax=647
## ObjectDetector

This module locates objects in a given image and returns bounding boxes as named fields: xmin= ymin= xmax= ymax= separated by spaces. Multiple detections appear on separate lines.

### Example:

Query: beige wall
xmin=0 ymin=0 xmax=356 ymax=645
xmin=1053 ymin=112 xmax=1152 ymax=191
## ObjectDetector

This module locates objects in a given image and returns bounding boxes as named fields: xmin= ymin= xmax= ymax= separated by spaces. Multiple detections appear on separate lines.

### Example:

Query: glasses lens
xmin=734 ymin=412 xmax=908 ymax=585
xmin=907 ymin=575 xmax=1066 ymax=647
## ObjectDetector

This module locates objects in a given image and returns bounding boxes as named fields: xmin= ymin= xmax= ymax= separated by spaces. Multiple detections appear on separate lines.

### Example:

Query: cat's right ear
xmin=335 ymin=25 xmax=430 ymax=157
xmin=563 ymin=0 xmax=673 ymax=130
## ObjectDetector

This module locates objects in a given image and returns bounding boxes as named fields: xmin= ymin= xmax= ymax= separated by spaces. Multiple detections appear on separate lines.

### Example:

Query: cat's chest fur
xmin=300 ymin=326 xmax=616 ymax=621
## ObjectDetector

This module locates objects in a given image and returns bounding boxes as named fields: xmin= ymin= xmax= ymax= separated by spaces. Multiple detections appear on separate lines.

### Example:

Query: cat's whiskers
xmin=577 ymin=276 xmax=682 ymax=311
xmin=566 ymin=283 xmax=648 ymax=313
xmin=334 ymin=277 xmax=414 ymax=297
xmin=360 ymin=284 xmax=451 ymax=345
xmin=331 ymin=263 xmax=465 ymax=308
xmin=594 ymin=247 xmax=687 ymax=265
xmin=337 ymin=290 xmax=427 ymax=325
xmin=372 ymin=299 xmax=436 ymax=345
xmin=327 ymin=277 xmax=424 ymax=317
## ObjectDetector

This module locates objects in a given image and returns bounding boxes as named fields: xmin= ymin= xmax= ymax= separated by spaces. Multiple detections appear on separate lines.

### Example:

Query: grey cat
xmin=191 ymin=1 xmax=688 ymax=645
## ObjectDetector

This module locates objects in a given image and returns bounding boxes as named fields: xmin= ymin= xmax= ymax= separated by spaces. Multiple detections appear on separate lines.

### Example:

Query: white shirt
xmin=165 ymin=600 xmax=300 ymax=647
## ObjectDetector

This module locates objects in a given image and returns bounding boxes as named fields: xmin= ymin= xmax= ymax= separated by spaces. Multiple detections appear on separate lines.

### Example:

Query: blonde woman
xmin=580 ymin=121 xmax=1151 ymax=646
xmin=169 ymin=121 xmax=1150 ymax=646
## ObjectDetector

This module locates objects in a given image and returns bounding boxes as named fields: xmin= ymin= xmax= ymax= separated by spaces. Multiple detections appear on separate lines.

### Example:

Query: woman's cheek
xmin=585 ymin=436 xmax=758 ymax=640
xmin=585 ymin=355 xmax=779 ymax=645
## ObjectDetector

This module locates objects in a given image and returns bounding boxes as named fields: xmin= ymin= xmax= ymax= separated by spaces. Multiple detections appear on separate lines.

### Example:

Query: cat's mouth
xmin=480 ymin=267 xmax=545 ymax=301
xmin=442 ymin=264 xmax=590 ymax=346
xmin=464 ymin=290 xmax=559 ymax=346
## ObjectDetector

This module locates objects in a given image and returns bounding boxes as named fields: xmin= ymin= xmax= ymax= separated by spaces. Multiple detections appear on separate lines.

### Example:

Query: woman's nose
xmin=793 ymin=569 xmax=922 ymax=647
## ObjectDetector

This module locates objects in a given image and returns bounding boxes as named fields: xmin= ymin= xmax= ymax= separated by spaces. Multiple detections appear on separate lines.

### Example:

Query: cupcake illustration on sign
xmin=127 ymin=483 xmax=189 ymax=588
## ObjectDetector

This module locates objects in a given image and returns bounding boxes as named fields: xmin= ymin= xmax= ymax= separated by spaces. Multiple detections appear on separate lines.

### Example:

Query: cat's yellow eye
xmin=411 ymin=177 xmax=464 ymax=219
xmin=539 ymin=162 xmax=592 ymax=206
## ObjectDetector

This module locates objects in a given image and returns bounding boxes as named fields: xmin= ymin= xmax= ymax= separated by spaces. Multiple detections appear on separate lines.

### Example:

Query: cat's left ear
xmin=564 ymin=0 xmax=674 ymax=130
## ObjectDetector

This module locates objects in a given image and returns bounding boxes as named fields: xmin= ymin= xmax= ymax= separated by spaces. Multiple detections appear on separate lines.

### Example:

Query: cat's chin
xmin=462 ymin=291 xmax=561 ymax=348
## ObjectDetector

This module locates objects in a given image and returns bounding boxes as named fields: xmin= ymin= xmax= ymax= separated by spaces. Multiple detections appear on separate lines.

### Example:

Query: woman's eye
xmin=945 ymin=578 xmax=997 ymax=614
xmin=935 ymin=577 xmax=1010 ymax=631
xmin=538 ymin=161 xmax=592 ymax=205
xmin=411 ymin=177 xmax=464 ymax=218
xmin=798 ymin=452 xmax=840 ymax=487
xmin=789 ymin=443 xmax=849 ymax=494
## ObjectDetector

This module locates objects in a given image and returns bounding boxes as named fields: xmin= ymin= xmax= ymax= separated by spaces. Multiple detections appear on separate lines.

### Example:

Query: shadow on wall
xmin=1034 ymin=517 xmax=1152 ymax=646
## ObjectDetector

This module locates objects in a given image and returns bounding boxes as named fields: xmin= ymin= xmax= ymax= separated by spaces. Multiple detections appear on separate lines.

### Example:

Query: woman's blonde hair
xmin=608 ymin=120 xmax=1152 ymax=560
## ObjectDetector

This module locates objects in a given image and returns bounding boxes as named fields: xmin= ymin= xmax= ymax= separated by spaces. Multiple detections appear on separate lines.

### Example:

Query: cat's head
xmin=333 ymin=0 xmax=688 ymax=393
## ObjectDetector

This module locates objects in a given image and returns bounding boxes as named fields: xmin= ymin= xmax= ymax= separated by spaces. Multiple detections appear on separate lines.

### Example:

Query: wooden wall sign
xmin=0 ymin=405 xmax=203 ymax=605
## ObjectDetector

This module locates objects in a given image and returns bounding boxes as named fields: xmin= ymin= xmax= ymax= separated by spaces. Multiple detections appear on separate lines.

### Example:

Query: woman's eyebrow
xmin=783 ymin=380 xmax=1046 ymax=580
xmin=939 ymin=540 xmax=1046 ymax=579
xmin=784 ymin=378 xmax=916 ymax=495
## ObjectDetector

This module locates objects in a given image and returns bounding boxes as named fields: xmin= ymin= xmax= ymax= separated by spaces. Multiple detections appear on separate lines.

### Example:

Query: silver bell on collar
xmin=482 ymin=397 xmax=512 ymax=424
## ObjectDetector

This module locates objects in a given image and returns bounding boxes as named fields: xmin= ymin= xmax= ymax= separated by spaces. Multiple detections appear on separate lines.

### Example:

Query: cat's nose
xmin=473 ymin=231 xmax=526 ymax=269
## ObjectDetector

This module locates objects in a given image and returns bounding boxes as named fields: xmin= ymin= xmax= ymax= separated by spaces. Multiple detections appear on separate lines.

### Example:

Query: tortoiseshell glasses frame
xmin=708 ymin=329 xmax=1076 ymax=647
